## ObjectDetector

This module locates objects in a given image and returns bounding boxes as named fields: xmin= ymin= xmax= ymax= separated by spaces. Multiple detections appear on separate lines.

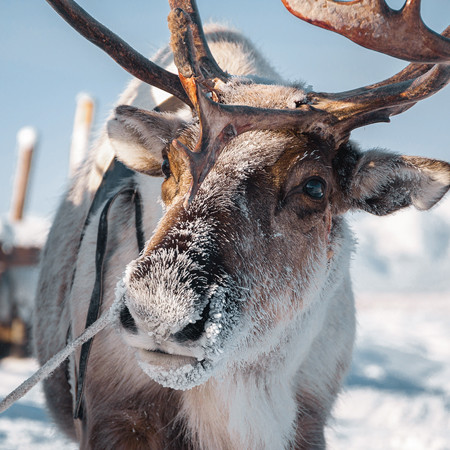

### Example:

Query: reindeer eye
xmin=161 ymin=157 xmax=171 ymax=179
xmin=304 ymin=178 xmax=325 ymax=199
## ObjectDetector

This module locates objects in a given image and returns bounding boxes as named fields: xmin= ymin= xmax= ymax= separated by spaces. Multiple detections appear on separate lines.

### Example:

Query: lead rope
xmin=0 ymin=187 xmax=145 ymax=415
xmin=0 ymin=297 xmax=120 ymax=414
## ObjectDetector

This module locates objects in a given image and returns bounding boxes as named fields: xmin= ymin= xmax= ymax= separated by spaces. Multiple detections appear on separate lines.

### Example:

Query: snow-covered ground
xmin=1 ymin=293 xmax=449 ymax=449
xmin=327 ymin=294 xmax=450 ymax=450
xmin=0 ymin=357 xmax=76 ymax=450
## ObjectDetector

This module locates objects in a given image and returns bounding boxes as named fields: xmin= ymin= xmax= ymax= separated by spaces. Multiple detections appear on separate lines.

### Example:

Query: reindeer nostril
xmin=173 ymin=303 xmax=211 ymax=342
xmin=120 ymin=305 xmax=138 ymax=334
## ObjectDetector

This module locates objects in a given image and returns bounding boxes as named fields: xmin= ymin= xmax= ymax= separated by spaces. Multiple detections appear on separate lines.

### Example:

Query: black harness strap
xmin=68 ymin=159 xmax=135 ymax=294
xmin=133 ymin=190 xmax=146 ymax=254
xmin=73 ymin=187 xmax=145 ymax=420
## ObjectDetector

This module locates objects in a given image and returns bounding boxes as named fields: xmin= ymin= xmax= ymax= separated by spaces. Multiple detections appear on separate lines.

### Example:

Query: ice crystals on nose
xmin=205 ymin=322 xmax=221 ymax=339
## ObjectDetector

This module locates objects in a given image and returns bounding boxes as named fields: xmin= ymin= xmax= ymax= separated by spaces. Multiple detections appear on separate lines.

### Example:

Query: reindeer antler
xmin=168 ymin=0 xmax=228 ymax=83
xmin=45 ymin=0 xmax=450 ymax=204
xmin=310 ymin=48 xmax=450 ymax=139
xmin=282 ymin=0 xmax=450 ymax=63
xmin=281 ymin=0 xmax=450 ymax=142
xmin=167 ymin=1 xmax=450 ymax=201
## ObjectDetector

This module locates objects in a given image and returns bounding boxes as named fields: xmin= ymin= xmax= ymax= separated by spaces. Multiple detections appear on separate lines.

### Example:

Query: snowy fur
xmin=33 ymin=24 xmax=450 ymax=450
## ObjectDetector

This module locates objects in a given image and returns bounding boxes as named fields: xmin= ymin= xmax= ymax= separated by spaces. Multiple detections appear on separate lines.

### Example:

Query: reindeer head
xmin=47 ymin=0 xmax=450 ymax=390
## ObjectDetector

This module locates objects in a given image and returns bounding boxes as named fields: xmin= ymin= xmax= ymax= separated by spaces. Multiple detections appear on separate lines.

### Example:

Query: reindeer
xmin=33 ymin=0 xmax=450 ymax=448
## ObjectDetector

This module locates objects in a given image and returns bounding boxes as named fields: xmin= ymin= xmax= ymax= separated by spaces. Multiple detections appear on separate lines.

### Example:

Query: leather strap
xmin=73 ymin=187 xmax=145 ymax=420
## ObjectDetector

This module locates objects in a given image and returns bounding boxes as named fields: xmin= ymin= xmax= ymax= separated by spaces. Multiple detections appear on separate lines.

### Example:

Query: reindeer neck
xmin=180 ymin=365 xmax=299 ymax=450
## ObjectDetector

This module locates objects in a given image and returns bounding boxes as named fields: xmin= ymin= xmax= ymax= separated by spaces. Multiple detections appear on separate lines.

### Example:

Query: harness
xmin=71 ymin=158 xmax=145 ymax=420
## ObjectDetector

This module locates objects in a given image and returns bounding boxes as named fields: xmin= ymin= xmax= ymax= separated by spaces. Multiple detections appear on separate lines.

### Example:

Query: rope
xmin=0 ymin=295 xmax=122 ymax=414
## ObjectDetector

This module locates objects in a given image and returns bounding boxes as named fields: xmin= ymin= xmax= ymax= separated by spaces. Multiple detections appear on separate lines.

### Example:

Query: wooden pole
xmin=69 ymin=92 xmax=95 ymax=177
xmin=9 ymin=127 xmax=38 ymax=222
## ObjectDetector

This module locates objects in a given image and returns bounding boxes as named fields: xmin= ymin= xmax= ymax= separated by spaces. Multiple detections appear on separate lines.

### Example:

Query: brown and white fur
xmin=33 ymin=26 xmax=450 ymax=449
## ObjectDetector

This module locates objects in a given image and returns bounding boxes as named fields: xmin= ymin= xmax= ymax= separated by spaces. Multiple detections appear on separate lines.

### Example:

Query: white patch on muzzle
xmin=114 ymin=254 xmax=242 ymax=390
xmin=123 ymin=248 xmax=210 ymax=339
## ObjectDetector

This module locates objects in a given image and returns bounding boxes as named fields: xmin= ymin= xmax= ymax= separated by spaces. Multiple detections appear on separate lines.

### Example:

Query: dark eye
xmin=303 ymin=178 xmax=325 ymax=199
xmin=161 ymin=157 xmax=171 ymax=179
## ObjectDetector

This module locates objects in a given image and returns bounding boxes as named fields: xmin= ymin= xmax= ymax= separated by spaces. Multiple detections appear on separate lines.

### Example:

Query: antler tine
xmin=323 ymin=64 xmax=450 ymax=143
xmin=45 ymin=0 xmax=191 ymax=106
xmin=168 ymin=0 xmax=228 ymax=83
xmin=307 ymin=25 xmax=450 ymax=142
xmin=167 ymin=0 xmax=230 ymax=130
xmin=362 ymin=26 xmax=450 ymax=89
xmin=282 ymin=0 xmax=450 ymax=63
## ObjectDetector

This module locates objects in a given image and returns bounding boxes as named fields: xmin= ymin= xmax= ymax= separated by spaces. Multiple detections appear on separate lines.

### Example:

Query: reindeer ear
xmin=349 ymin=150 xmax=450 ymax=215
xmin=107 ymin=105 xmax=186 ymax=176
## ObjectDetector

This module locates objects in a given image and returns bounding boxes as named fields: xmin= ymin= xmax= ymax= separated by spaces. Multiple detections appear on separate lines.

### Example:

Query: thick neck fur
xmin=181 ymin=370 xmax=298 ymax=449
xmin=178 ymin=302 xmax=353 ymax=449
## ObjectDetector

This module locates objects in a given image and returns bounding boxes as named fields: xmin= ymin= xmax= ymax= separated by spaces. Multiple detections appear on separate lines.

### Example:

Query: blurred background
xmin=0 ymin=1 xmax=449 ymax=448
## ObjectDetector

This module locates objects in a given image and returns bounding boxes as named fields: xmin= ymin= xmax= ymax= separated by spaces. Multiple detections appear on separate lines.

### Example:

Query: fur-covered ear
xmin=349 ymin=150 xmax=450 ymax=215
xmin=107 ymin=105 xmax=186 ymax=176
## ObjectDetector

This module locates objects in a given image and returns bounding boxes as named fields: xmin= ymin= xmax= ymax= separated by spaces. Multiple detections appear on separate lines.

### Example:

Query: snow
xmin=350 ymin=196 xmax=450 ymax=293
xmin=0 ymin=358 xmax=76 ymax=450
xmin=327 ymin=294 xmax=450 ymax=450
xmin=0 ymin=216 xmax=49 ymax=250
xmin=0 ymin=216 xmax=50 ymax=323
xmin=16 ymin=128 xmax=38 ymax=151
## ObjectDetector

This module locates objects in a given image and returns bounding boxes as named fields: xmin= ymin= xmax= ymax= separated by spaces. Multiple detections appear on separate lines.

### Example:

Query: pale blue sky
xmin=1 ymin=0 xmax=449 ymax=219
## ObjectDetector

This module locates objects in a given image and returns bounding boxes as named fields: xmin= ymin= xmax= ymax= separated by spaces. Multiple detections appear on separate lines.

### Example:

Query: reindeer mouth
xmin=136 ymin=345 xmax=214 ymax=390
xmin=138 ymin=348 xmax=199 ymax=370
xmin=118 ymin=322 xmax=213 ymax=390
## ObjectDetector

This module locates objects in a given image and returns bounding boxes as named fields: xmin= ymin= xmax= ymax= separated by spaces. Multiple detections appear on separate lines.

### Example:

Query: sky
xmin=1 ymin=0 xmax=449 ymax=220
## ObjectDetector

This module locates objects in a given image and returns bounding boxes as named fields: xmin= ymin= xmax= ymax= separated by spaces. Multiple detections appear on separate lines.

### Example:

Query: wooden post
xmin=9 ymin=127 xmax=38 ymax=222
xmin=69 ymin=92 xmax=95 ymax=177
